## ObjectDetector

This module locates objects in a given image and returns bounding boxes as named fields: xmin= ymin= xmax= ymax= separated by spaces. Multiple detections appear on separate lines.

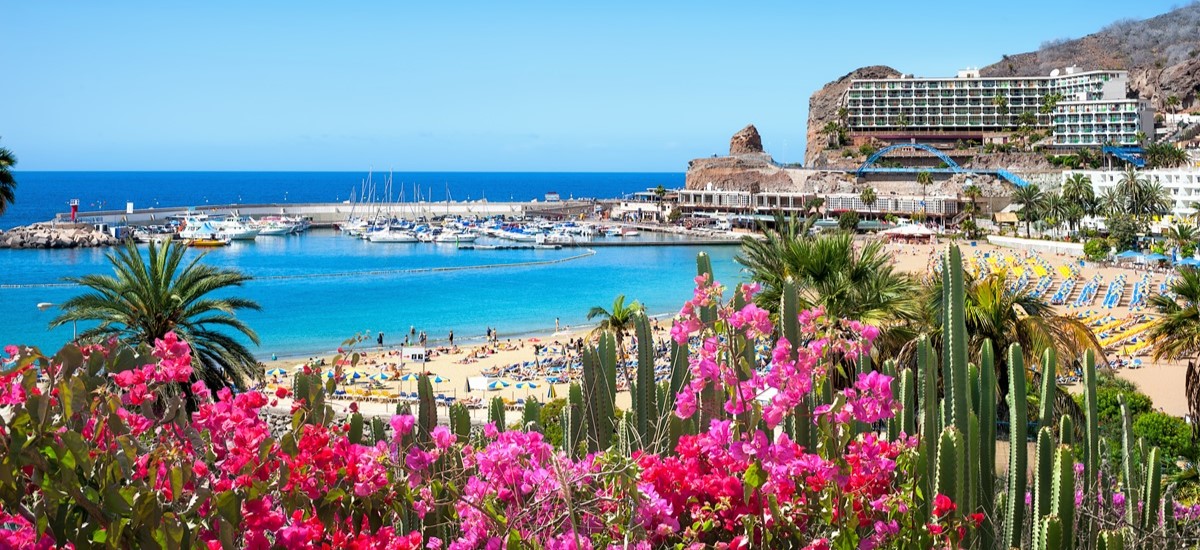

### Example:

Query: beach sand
xmin=259 ymin=237 xmax=1190 ymax=421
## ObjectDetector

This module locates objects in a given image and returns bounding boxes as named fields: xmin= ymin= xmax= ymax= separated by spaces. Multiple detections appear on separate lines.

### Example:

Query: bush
xmin=1084 ymin=238 xmax=1111 ymax=262
xmin=838 ymin=211 xmax=860 ymax=232
xmin=1134 ymin=411 xmax=1196 ymax=465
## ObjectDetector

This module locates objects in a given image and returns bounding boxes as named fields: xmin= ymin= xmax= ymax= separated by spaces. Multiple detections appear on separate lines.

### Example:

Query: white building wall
xmin=1065 ymin=169 xmax=1200 ymax=218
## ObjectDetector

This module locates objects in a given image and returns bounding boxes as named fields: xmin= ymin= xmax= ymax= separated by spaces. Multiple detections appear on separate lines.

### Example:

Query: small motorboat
xmin=187 ymin=237 xmax=231 ymax=248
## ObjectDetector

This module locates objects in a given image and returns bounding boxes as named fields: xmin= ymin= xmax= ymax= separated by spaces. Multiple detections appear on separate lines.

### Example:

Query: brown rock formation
xmin=729 ymin=124 xmax=764 ymax=155
xmin=804 ymin=66 xmax=901 ymax=167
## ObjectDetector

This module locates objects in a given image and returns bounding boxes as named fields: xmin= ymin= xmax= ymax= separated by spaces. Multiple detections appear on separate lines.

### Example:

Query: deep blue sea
xmin=3 ymin=171 xmax=684 ymax=230
xmin=0 ymin=172 xmax=747 ymax=359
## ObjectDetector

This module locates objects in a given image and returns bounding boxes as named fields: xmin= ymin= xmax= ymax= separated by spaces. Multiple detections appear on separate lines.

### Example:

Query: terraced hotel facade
xmin=843 ymin=67 xmax=1155 ymax=148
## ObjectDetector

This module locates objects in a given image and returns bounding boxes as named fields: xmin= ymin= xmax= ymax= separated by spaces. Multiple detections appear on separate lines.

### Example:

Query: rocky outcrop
xmin=729 ymin=124 xmax=764 ymax=155
xmin=963 ymin=152 xmax=1055 ymax=172
xmin=805 ymin=65 xmax=901 ymax=167
xmin=685 ymin=155 xmax=789 ymax=193
xmin=0 ymin=223 xmax=118 ymax=249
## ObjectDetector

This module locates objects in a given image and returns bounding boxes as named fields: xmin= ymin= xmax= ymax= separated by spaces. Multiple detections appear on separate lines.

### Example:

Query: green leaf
xmin=743 ymin=461 xmax=765 ymax=503
xmin=92 ymin=529 xmax=108 ymax=543
xmin=215 ymin=491 xmax=241 ymax=524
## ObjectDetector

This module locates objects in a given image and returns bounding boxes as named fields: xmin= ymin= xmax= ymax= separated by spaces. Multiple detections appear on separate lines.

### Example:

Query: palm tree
xmin=1042 ymin=192 xmax=1068 ymax=237
xmin=51 ymin=240 xmax=261 ymax=394
xmin=1098 ymin=188 xmax=1123 ymax=218
xmin=587 ymin=294 xmax=644 ymax=382
xmin=926 ymin=268 xmax=1104 ymax=403
xmin=916 ymin=171 xmax=933 ymax=217
xmin=860 ymin=187 xmax=878 ymax=219
xmin=737 ymin=221 xmax=920 ymax=354
xmin=0 ymin=139 xmax=17 ymax=216
xmin=992 ymin=94 xmax=1009 ymax=116
xmin=1011 ymin=184 xmax=1046 ymax=238
xmin=1148 ymin=268 xmax=1200 ymax=364
xmin=963 ymin=184 xmax=982 ymax=216
xmin=1168 ymin=223 xmax=1198 ymax=253
xmin=1167 ymin=95 xmax=1182 ymax=114
xmin=1061 ymin=173 xmax=1095 ymax=223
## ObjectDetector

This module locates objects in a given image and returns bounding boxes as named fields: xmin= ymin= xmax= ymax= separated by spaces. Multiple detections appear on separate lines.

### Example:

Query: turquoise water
xmin=0 ymin=230 xmax=745 ymax=358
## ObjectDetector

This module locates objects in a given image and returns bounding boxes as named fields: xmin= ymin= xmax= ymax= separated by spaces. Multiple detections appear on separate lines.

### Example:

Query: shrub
xmin=838 ymin=210 xmax=860 ymax=232
xmin=1134 ymin=411 xmax=1196 ymax=466
xmin=1084 ymin=238 xmax=1111 ymax=261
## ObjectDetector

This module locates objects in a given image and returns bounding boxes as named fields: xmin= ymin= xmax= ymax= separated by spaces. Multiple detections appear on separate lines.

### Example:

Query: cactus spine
xmin=1142 ymin=446 xmax=1162 ymax=532
xmin=1004 ymin=343 xmax=1027 ymax=549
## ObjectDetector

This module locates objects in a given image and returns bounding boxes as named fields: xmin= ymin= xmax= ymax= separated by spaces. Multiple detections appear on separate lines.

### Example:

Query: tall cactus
xmin=632 ymin=313 xmax=657 ymax=451
xmin=565 ymin=383 xmax=585 ymax=457
xmin=449 ymin=402 xmax=471 ymax=439
xmin=1037 ymin=515 xmax=1063 ymax=550
xmin=1038 ymin=347 xmax=1057 ymax=432
xmin=583 ymin=334 xmax=617 ymax=452
xmin=489 ymin=396 xmax=506 ymax=432
xmin=935 ymin=427 xmax=965 ymax=508
xmin=1119 ymin=394 xmax=1139 ymax=527
xmin=944 ymin=246 xmax=970 ymax=438
xmin=781 ymin=278 xmax=812 ymax=450
xmin=1004 ymin=343 xmax=1028 ymax=549
xmin=1032 ymin=426 xmax=1055 ymax=543
xmin=1082 ymin=350 xmax=1100 ymax=497
xmin=977 ymin=339 xmax=997 ymax=550
xmin=918 ymin=336 xmax=938 ymax=519
xmin=1142 ymin=446 xmax=1162 ymax=532
xmin=1098 ymin=530 xmax=1125 ymax=550
xmin=1050 ymin=445 xmax=1076 ymax=548
xmin=897 ymin=368 xmax=916 ymax=437
xmin=348 ymin=412 xmax=364 ymax=445
xmin=417 ymin=373 xmax=436 ymax=442
xmin=523 ymin=398 xmax=542 ymax=432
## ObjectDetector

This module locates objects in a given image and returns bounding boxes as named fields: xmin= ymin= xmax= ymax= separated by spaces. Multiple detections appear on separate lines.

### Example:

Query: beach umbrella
xmin=265 ymin=368 xmax=288 ymax=377
xmin=292 ymin=363 xmax=308 ymax=372
xmin=346 ymin=369 xmax=368 ymax=380
xmin=324 ymin=371 xmax=337 ymax=379
xmin=488 ymin=380 xmax=510 ymax=390
xmin=1144 ymin=253 xmax=1169 ymax=262
xmin=516 ymin=381 xmax=539 ymax=389
xmin=1180 ymin=258 xmax=1200 ymax=267
xmin=1115 ymin=250 xmax=1142 ymax=260
xmin=547 ymin=384 xmax=558 ymax=399
xmin=432 ymin=375 xmax=449 ymax=384
xmin=399 ymin=373 xmax=420 ymax=381
xmin=369 ymin=372 xmax=390 ymax=381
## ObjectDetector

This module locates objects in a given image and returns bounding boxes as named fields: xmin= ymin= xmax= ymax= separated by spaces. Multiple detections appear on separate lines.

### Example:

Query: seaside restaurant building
xmin=677 ymin=187 xmax=962 ymax=220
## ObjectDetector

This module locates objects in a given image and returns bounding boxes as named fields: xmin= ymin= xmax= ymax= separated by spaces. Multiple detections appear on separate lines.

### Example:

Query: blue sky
xmin=1 ymin=1 xmax=1185 ymax=171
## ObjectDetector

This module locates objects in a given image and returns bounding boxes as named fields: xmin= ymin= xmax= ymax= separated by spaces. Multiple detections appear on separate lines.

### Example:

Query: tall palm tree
xmin=51 ymin=240 xmax=261 ymax=394
xmin=737 ymin=221 xmax=920 ymax=354
xmin=860 ymin=187 xmax=878 ymax=219
xmin=1061 ymin=173 xmax=1095 ymax=223
xmin=1098 ymin=188 xmax=1123 ymax=218
xmin=1167 ymin=95 xmax=1182 ymax=114
xmin=1041 ymin=192 xmax=1068 ymax=238
xmin=587 ymin=294 xmax=644 ymax=382
xmin=1148 ymin=268 xmax=1200 ymax=364
xmin=0 ymin=139 xmax=17 ymax=216
xmin=926 ymin=268 xmax=1103 ymax=403
xmin=916 ymin=171 xmax=933 ymax=217
xmin=963 ymin=184 xmax=982 ymax=216
xmin=1011 ymin=184 xmax=1046 ymax=238
xmin=1168 ymin=223 xmax=1198 ymax=252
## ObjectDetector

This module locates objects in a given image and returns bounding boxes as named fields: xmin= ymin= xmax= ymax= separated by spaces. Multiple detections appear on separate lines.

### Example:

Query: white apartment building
xmin=844 ymin=67 xmax=1153 ymax=148
xmin=1065 ymin=168 xmax=1200 ymax=218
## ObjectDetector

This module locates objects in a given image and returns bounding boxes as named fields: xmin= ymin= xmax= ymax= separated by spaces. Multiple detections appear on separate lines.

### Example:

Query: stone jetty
xmin=0 ymin=223 xmax=119 ymax=249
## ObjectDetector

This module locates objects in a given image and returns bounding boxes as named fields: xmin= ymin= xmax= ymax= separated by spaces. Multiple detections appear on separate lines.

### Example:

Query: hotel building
xmin=843 ymin=67 xmax=1154 ymax=148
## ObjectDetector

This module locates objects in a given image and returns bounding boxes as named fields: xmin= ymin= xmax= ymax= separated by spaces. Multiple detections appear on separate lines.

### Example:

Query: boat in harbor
xmin=186 ymin=237 xmax=231 ymax=247
xmin=433 ymin=231 xmax=478 ymax=244
xmin=368 ymin=228 xmax=419 ymax=243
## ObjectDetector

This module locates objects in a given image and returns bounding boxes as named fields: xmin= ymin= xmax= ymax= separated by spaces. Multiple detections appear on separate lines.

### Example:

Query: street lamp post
xmin=36 ymin=302 xmax=75 ymax=341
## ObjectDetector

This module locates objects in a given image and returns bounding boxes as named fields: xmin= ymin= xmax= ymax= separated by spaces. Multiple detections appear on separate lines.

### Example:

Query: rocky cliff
xmin=804 ymin=66 xmax=901 ymax=167
xmin=685 ymin=125 xmax=793 ymax=193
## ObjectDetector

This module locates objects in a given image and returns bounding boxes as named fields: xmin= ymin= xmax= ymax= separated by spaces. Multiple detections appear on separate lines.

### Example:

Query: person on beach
xmin=377 ymin=332 xmax=384 ymax=347
xmin=449 ymin=330 xmax=455 ymax=347
xmin=555 ymin=317 xmax=560 ymax=333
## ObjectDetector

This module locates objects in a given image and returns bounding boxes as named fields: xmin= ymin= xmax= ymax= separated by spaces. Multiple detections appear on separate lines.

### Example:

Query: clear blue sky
xmin=1 ymin=1 xmax=1185 ymax=171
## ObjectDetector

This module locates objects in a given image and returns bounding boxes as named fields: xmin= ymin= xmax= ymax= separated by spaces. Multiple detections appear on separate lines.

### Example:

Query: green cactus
xmin=371 ymin=416 xmax=387 ymax=444
xmin=1032 ymin=426 xmax=1055 ymax=542
xmin=489 ymin=396 xmax=506 ymax=432
xmin=1142 ymin=446 xmax=1162 ymax=533
xmin=1037 ymin=515 xmax=1063 ymax=550
xmin=348 ymin=412 xmax=364 ymax=445
xmin=560 ymin=406 xmax=577 ymax=456
xmin=1083 ymin=350 xmax=1100 ymax=496
xmin=1050 ymin=445 xmax=1075 ymax=548
xmin=918 ymin=336 xmax=938 ymax=519
xmin=1059 ymin=414 xmax=1073 ymax=447
xmin=583 ymin=335 xmax=617 ymax=452
xmin=567 ymin=383 xmax=585 ymax=456
xmin=944 ymin=246 xmax=970 ymax=438
xmin=1004 ymin=343 xmax=1028 ymax=549
xmin=633 ymin=313 xmax=657 ymax=451
xmin=523 ymin=398 xmax=542 ymax=426
xmin=935 ymin=427 xmax=965 ymax=512
xmin=966 ymin=411 xmax=980 ymax=516
xmin=1038 ymin=347 xmax=1057 ymax=433
xmin=1164 ymin=485 xmax=1178 ymax=549
xmin=977 ymin=339 xmax=997 ymax=550
xmin=1119 ymin=394 xmax=1139 ymax=527
xmin=781 ymin=279 xmax=812 ymax=449
xmin=696 ymin=253 xmax=716 ymax=325
xmin=897 ymin=368 xmax=916 ymax=437
xmin=1097 ymin=530 xmax=1125 ymax=550
xmin=449 ymin=402 xmax=471 ymax=439
xmin=418 ymin=373 xmax=436 ymax=441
